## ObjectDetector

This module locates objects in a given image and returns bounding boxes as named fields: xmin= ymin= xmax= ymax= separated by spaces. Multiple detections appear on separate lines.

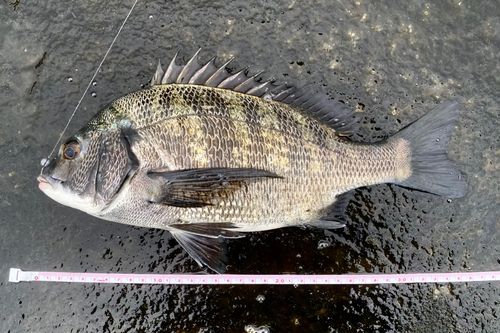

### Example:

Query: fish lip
xmin=37 ymin=174 xmax=50 ymax=184
xmin=37 ymin=174 xmax=60 ymax=190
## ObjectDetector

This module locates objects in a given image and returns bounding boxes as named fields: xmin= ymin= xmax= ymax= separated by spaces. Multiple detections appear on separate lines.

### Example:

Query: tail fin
xmin=390 ymin=100 xmax=467 ymax=198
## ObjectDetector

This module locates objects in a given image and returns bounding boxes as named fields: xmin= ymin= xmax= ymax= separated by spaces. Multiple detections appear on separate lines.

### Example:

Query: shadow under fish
xmin=38 ymin=50 xmax=467 ymax=273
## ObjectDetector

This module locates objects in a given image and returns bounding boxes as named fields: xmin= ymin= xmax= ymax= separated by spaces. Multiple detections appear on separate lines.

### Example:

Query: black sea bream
xmin=38 ymin=51 xmax=467 ymax=272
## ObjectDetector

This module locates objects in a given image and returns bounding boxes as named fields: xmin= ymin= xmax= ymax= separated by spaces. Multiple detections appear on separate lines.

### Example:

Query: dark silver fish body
xmin=92 ymin=85 xmax=408 ymax=229
xmin=39 ymin=52 xmax=467 ymax=272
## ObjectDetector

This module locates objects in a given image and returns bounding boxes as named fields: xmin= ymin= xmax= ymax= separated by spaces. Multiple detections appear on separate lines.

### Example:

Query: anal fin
xmin=309 ymin=191 xmax=353 ymax=229
xmin=308 ymin=220 xmax=346 ymax=229
xmin=168 ymin=222 xmax=244 ymax=273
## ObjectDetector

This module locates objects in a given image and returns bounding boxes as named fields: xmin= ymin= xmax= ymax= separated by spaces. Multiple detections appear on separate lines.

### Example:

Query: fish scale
xmin=103 ymin=85 xmax=409 ymax=226
xmin=38 ymin=51 xmax=467 ymax=273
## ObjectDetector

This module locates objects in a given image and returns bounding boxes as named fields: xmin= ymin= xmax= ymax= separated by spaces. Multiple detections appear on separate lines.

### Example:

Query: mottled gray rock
xmin=1 ymin=0 xmax=499 ymax=332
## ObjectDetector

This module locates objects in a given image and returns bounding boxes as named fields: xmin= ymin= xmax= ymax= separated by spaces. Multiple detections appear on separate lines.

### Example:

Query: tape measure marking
xmin=8 ymin=268 xmax=500 ymax=285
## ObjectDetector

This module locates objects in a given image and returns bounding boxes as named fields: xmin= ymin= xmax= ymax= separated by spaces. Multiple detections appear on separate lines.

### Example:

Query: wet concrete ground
xmin=1 ymin=0 xmax=500 ymax=331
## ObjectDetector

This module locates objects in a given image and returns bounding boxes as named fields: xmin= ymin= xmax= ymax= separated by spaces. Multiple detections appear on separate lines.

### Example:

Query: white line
xmin=9 ymin=268 xmax=500 ymax=285
xmin=41 ymin=0 xmax=139 ymax=172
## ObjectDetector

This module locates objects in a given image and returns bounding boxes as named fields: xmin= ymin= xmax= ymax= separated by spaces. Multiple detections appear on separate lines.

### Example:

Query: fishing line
xmin=41 ymin=0 xmax=139 ymax=173
xmin=30 ymin=1 xmax=484 ymax=288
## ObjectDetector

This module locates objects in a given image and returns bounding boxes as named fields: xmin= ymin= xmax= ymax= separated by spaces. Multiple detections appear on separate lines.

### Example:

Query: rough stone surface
xmin=1 ymin=0 xmax=499 ymax=332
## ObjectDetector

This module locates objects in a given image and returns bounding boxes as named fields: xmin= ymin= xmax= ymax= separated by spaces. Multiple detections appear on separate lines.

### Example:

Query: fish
xmin=38 ymin=50 xmax=467 ymax=273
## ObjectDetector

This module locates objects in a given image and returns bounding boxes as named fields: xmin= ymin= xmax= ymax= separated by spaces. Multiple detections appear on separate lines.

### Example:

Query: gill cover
xmin=40 ymin=129 xmax=137 ymax=212
xmin=93 ymin=129 xmax=138 ymax=205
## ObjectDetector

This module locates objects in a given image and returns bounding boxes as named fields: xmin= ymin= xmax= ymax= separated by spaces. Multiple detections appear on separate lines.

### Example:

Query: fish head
xmin=38 ymin=128 xmax=136 ymax=215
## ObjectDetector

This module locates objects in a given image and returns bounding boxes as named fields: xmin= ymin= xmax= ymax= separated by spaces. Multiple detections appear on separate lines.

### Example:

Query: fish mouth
xmin=37 ymin=174 xmax=55 ymax=191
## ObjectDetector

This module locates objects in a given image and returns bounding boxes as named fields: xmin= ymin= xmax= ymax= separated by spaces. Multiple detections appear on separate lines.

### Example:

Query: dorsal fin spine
xmin=246 ymin=79 xmax=275 ymax=96
xmin=205 ymin=58 xmax=234 ymax=87
xmin=217 ymin=67 xmax=250 ymax=89
xmin=188 ymin=56 xmax=218 ymax=84
xmin=162 ymin=51 xmax=182 ymax=84
xmin=234 ymin=70 xmax=264 ymax=93
xmin=151 ymin=60 xmax=164 ymax=86
xmin=176 ymin=48 xmax=202 ymax=84
xmin=151 ymin=50 xmax=360 ymax=136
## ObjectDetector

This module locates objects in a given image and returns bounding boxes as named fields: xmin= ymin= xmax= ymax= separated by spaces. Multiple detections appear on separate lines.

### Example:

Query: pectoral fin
xmin=168 ymin=222 xmax=244 ymax=273
xmin=148 ymin=167 xmax=282 ymax=208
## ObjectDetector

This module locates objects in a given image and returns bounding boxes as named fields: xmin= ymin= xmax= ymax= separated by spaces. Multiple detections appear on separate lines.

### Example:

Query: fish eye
xmin=62 ymin=141 xmax=81 ymax=160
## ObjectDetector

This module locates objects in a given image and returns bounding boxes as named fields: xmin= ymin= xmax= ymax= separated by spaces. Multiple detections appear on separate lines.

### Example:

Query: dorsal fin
xmin=151 ymin=50 xmax=360 ymax=136
xmin=177 ymin=49 xmax=202 ymax=84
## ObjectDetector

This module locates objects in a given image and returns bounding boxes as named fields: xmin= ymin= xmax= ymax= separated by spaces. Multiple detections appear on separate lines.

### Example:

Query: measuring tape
xmin=9 ymin=268 xmax=500 ymax=285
